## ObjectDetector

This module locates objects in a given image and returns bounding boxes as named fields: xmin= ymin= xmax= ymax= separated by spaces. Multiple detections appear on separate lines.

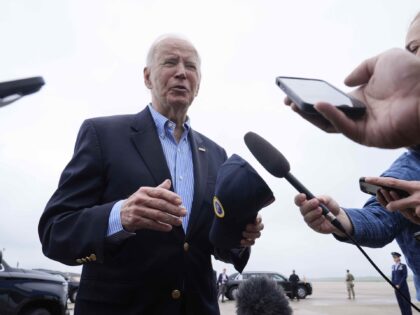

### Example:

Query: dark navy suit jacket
xmin=38 ymin=107 xmax=249 ymax=315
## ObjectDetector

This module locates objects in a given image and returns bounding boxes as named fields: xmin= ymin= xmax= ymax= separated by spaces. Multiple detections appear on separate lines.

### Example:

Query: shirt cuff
xmin=106 ymin=200 xmax=135 ymax=242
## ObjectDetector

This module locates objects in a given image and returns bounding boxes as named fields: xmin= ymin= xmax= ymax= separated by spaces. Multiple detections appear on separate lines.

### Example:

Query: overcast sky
xmin=1 ymin=0 xmax=419 ymax=281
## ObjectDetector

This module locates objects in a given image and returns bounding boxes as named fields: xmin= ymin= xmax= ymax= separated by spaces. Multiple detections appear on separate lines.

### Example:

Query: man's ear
xmin=144 ymin=67 xmax=152 ymax=89
xmin=195 ymin=82 xmax=200 ymax=97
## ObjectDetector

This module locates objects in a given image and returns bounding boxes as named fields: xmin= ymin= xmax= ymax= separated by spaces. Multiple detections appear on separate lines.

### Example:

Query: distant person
xmin=392 ymin=252 xmax=412 ymax=315
xmin=217 ymin=268 xmax=229 ymax=303
xmin=284 ymin=12 xmax=420 ymax=149
xmin=288 ymin=270 xmax=300 ymax=301
xmin=236 ymin=276 xmax=292 ymax=315
xmin=345 ymin=270 xmax=355 ymax=300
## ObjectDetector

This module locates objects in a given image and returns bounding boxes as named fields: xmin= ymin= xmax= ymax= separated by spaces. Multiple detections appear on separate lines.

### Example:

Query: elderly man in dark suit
xmin=38 ymin=35 xmax=264 ymax=315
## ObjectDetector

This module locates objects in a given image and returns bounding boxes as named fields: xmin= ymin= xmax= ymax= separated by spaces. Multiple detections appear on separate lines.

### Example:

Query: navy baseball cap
xmin=391 ymin=252 xmax=402 ymax=257
xmin=209 ymin=154 xmax=275 ymax=249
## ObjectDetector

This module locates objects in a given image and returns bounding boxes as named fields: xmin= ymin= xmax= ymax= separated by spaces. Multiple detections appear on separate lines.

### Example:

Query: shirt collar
xmin=148 ymin=103 xmax=191 ymax=138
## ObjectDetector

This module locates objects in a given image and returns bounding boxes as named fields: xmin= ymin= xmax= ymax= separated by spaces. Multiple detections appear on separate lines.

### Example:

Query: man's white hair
xmin=145 ymin=34 xmax=201 ymax=68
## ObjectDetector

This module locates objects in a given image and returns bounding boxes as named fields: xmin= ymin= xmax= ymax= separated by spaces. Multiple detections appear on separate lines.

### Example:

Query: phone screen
xmin=279 ymin=77 xmax=352 ymax=107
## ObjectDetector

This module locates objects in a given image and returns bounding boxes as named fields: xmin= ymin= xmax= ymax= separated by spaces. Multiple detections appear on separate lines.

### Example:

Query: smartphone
xmin=276 ymin=76 xmax=366 ymax=118
xmin=359 ymin=177 xmax=409 ymax=198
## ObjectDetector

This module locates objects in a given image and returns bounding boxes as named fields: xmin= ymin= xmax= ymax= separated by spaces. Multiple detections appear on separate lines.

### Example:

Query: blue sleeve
xmin=342 ymin=201 xmax=405 ymax=247
xmin=107 ymin=200 xmax=125 ymax=236
xmin=106 ymin=199 xmax=136 ymax=243
xmin=334 ymin=150 xmax=419 ymax=247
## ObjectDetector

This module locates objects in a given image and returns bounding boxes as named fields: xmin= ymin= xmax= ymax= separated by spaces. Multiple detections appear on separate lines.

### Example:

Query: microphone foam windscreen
xmin=236 ymin=276 xmax=293 ymax=315
xmin=244 ymin=132 xmax=290 ymax=178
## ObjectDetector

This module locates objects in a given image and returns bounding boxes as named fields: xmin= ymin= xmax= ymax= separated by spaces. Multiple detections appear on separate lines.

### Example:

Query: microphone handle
xmin=285 ymin=172 xmax=346 ymax=233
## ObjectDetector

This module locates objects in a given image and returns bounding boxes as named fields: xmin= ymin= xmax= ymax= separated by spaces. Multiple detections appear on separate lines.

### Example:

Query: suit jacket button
xmin=171 ymin=289 xmax=181 ymax=300
xmin=76 ymin=259 xmax=82 ymax=264
xmin=183 ymin=242 xmax=189 ymax=252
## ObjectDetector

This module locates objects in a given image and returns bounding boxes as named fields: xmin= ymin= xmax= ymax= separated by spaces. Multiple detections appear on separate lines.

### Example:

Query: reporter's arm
xmin=334 ymin=197 xmax=405 ymax=247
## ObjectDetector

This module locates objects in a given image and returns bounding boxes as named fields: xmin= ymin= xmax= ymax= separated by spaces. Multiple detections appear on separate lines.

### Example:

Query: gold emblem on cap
xmin=213 ymin=196 xmax=225 ymax=218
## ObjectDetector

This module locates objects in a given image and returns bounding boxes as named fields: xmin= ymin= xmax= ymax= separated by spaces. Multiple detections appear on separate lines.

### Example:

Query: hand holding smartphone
xmin=277 ymin=76 xmax=366 ymax=118
xmin=359 ymin=177 xmax=409 ymax=198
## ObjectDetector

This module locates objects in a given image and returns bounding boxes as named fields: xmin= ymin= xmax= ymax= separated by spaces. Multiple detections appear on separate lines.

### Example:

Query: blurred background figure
xmin=345 ymin=269 xmax=355 ymax=300
xmin=236 ymin=276 xmax=292 ymax=315
xmin=392 ymin=252 xmax=412 ymax=315
xmin=217 ymin=268 xmax=229 ymax=303
xmin=288 ymin=270 xmax=300 ymax=301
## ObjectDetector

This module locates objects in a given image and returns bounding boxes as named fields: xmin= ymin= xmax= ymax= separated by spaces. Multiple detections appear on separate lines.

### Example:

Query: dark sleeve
xmin=38 ymin=119 xmax=115 ymax=266
xmin=400 ymin=265 xmax=408 ymax=286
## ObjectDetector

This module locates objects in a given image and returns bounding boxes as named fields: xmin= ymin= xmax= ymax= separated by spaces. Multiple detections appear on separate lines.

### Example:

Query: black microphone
xmin=236 ymin=276 xmax=292 ymax=315
xmin=0 ymin=77 xmax=45 ymax=108
xmin=244 ymin=131 xmax=345 ymax=233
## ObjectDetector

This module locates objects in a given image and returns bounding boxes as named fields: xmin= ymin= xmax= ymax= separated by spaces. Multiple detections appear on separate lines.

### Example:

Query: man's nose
xmin=175 ymin=62 xmax=187 ymax=78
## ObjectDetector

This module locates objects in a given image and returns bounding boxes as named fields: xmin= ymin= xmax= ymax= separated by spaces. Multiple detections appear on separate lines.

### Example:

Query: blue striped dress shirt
xmin=107 ymin=104 xmax=194 ymax=236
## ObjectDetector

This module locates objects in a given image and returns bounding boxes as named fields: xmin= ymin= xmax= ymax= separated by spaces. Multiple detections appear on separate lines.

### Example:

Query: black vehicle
xmin=0 ymin=251 xmax=69 ymax=315
xmin=34 ymin=269 xmax=80 ymax=303
xmin=225 ymin=271 xmax=312 ymax=300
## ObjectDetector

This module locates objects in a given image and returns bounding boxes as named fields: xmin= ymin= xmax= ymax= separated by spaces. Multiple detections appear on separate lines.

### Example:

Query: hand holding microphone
xmin=243 ymin=131 xmax=420 ymax=312
xmin=294 ymin=194 xmax=352 ymax=237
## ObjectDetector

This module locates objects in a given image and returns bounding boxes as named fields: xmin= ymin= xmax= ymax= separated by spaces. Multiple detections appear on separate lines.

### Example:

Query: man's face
xmin=144 ymin=38 xmax=201 ymax=112
xmin=393 ymin=256 xmax=400 ymax=264
xmin=406 ymin=16 xmax=420 ymax=57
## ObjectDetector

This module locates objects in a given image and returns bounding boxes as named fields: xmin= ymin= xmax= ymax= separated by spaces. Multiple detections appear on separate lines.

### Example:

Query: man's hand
xmin=121 ymin=179 xmax=187 ymax=232
xmin=240 ymin=214 xmax=264 ymax=247
xmin=294 ymin=193 xmax=353 ymax=237
xmin=365 ymin=177 xmax=420 ymax=225
xmin=285 ymin=48 xmax=420 ymax=149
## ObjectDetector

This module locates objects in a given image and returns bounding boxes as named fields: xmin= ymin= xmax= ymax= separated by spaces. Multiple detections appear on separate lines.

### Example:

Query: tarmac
xmin=219 ymin=281 xmax=419 ymax=315
xmin=67 ymin=281 xmax=419 ymax=315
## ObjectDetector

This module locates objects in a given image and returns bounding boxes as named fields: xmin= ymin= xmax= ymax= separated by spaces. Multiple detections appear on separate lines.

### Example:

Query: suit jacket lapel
xmin=130 ymin=107 xmax=185 ymax=240
xmin=130 ymin=107 xmax=172 ymax=187
xmin=186 ymin=129 xmax=208 ymax=238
